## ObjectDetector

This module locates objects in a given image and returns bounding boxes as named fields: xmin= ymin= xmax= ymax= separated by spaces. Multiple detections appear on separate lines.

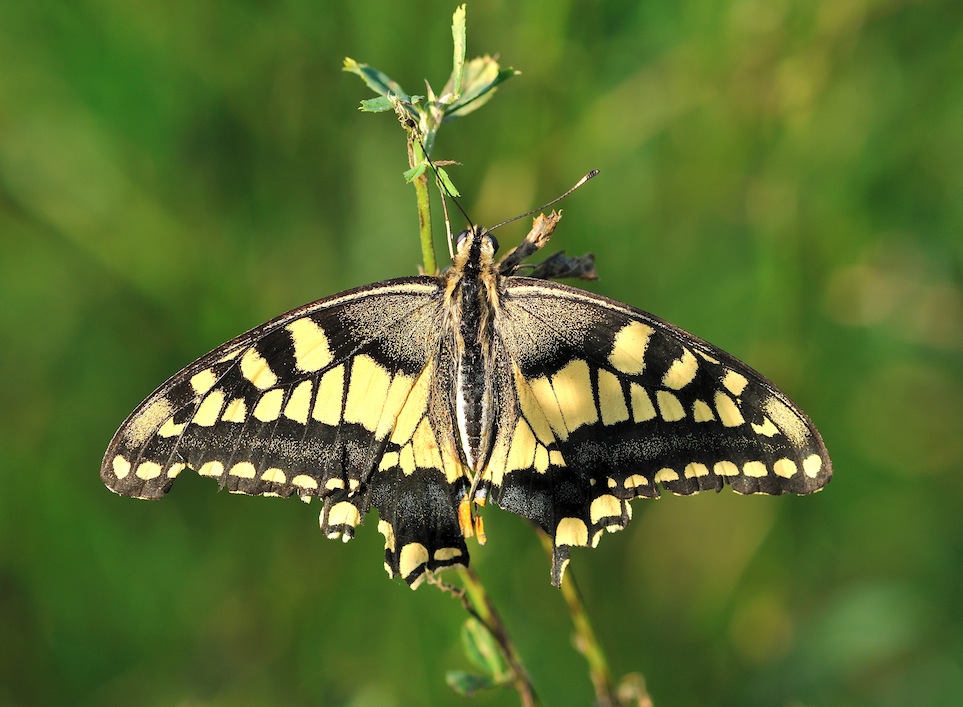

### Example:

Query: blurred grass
xmin=1 ymin=1 xmax=962 ymax=705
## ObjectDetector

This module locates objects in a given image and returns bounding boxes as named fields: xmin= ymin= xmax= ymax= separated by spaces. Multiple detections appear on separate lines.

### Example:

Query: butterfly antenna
xmin=439 ymin=189 xmax=456 ymax=260
xmin=488 ymin=169 xmax=600 ymax=233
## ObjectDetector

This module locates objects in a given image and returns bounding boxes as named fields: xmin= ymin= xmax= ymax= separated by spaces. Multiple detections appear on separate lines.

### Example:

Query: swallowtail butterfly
xmin=102 ymin=220 xmax=831 ymax=587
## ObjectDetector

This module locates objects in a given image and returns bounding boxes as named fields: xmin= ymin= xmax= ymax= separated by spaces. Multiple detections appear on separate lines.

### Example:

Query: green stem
xmin=433 ymin=568 xmax=541 ymax=707
xmin=407 ymin=133 xmax=437 ymax=275
xmin=538 ymin=532 xmax=619 ymax=707
xmin=459 ymin=567 xmax=537 ymax=703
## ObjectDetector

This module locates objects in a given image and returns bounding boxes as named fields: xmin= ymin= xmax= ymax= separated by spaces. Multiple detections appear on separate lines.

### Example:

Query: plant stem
xmin=432 ymin=568 xmax=541 ymax=707
xmin=407 ymin=133 xmax=438 ymax=275
xmin=538 ymin=532 xmax=620 ymax=707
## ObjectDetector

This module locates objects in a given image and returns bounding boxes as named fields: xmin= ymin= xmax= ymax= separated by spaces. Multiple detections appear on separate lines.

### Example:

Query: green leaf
xmin=446 ymin=670 xmax=495 ymax=697
xmin=403 ymin=162 xmax=427 ymax=182
xmin=359 ymin=96 xmax=393 ymax=113
xmin=443 ymin=56 xmax=518 ymax=121
xmin=461 ymin=618 xmax=509 ymax=680
xmin=435 ymin=166 xmax=460 ymax=198
xmin=410 ymin=136 xmax=426 ymax=163
xmin=342 ymin=57 xmax=411 ymax=102
xmin=451 ymin=4 xmax=467 ymax=97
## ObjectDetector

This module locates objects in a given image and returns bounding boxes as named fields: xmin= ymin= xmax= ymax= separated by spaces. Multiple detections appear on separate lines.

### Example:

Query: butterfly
xmin=101 ymin=218 xmax=832 ymax=588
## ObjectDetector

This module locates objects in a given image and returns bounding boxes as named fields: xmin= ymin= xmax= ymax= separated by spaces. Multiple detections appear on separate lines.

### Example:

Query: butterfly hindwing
xmin=486 ymin=278 xmax=832 ymax=582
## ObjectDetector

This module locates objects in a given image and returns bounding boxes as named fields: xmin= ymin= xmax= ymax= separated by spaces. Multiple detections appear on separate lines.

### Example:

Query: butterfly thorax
xmin=445 ymin=226 xmax=501 ymax=474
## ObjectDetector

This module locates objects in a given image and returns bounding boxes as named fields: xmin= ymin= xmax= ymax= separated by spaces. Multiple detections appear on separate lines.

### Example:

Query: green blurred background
xmin=2 ymin=1 xmax=961 ymax=705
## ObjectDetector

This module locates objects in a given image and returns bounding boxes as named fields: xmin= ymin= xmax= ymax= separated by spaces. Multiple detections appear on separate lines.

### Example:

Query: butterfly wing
xmin=101 ymin=277 xmax=471 ymax=586
xmin=487 ymin=277 xmax=832 ymax=584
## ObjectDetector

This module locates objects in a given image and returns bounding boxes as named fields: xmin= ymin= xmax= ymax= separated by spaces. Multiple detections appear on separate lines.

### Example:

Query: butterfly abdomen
xmin=451 ymin=233 xmax=500 ymax=474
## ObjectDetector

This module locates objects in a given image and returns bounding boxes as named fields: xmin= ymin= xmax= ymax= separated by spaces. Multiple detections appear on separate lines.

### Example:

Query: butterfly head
xmin=453 ymin=225 xmax=499 ymax=272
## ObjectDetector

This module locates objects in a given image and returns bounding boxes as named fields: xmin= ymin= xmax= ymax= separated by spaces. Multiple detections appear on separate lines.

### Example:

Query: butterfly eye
xmin=488 ymin=234 xmax=499 ymax=253
xmin=455 ymin=230 xmax=471 ymax=249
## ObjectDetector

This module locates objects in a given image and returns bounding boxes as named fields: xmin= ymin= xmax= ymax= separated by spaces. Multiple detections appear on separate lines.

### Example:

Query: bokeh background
xmin=2 ymin=1 xmax=961 ymax=705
